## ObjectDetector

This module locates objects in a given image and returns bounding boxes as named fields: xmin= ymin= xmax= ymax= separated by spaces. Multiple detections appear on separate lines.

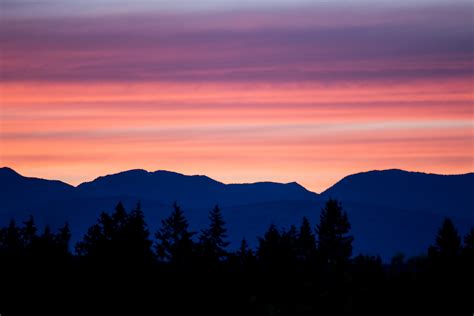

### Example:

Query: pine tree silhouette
xmin=236 ymin=238 xmax=255 ymax=266
xmin=257 ymin=224 xmax=282 ymax=267
xmin=126 ymin=202 xmax=154 ymax=264
xmin=155 ymin=202 xmax=195 ymax=265
xmin=198 ymin=205 xmax=230 ymax=263
xmin=0 ymin=219 xmax=22 ymax=258
xmin=317 ymin=199 xmax=353 ymax=265
xmin=56 ymin=222 xmax=71 ymax=255
xmin=280 ymin=225 xmax=298 ymax=266
xmin=22 ymin=215 xmax=37 ymax=249
xmin=36 ymin=225 xmax=56 ymax=261
xmin=297 ymin=216 xmax=317 ymax=263
xmin=75 ymin=212 xmax=110 ymax=259
xmin=426 ymin=220 xmax=465 ymax=313
xmin=429 ymin=217 xmax=461 ymax=261
xmin=112 ymin=201 xmax=128 ymax=230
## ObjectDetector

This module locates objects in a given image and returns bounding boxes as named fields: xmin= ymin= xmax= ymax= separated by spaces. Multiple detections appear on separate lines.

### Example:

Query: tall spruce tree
xmin=316 ymin=199 xmax=353 ymax=265
xmin=22 ymin=215 xmax=37 ymax=249
xmin=56 ymin=222 xmax=71 ymax=255
xmin=257 ymin=224 xmax=282 ymax=266
xmin=127 ymin=202 xmax=153 ymax=264
xmin=429 ymin=218 xmax=461 ymax=260
xmin=37 ymin=226 xmax=56 ymax=259
xmin=198 ymin=205 xmax=229 ymax=263
xmin=155 ymin=202 xmax=195 ymax=265
xmin=76 ymin=218 xmax=105 ymax=258
xmin=297 ymin=216 xmax=317 ymax=262
xmin=236 ymin=238 xmax=255 ymax=266
xmin=280 ymin=225 xmax=298 ymax=265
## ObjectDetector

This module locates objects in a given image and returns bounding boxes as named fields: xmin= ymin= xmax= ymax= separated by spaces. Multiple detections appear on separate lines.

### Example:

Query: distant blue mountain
xmin=322 ymin=169 xmax=474 ymax=218
xmin=0 ymin=167 xmax=75 ymax=211
xmin=0 ymin=167 xmax=473 ymax=259
xmin=77 ymin=169 xmax=317 ymax=208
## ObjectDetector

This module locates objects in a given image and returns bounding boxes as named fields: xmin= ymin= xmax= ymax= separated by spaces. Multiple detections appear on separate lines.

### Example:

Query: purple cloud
xmin=1 ymin=4 xmax=472 ymax=83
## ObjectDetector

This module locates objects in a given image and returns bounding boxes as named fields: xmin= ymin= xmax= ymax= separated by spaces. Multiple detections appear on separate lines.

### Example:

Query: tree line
xmin=0 ymin=199 xmax=473 ymax=315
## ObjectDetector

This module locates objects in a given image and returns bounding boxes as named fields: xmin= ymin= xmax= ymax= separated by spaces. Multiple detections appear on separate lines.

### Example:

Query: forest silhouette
xmin=1 ymin=198 xmax=473 ymax=315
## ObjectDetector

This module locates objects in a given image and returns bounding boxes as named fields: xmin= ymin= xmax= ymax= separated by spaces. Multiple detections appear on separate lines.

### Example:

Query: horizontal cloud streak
xmin=2 ymin=81 xmax=473 ymax=191
xmin=3 ymin=0 xmax=467 ymax=17
xmin=1 ymin=5 xmax=472 ymax=83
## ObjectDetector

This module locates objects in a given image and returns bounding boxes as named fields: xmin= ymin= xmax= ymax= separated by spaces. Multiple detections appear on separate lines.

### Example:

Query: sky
xmin=0 ymin=0 xmax=473 ymax=192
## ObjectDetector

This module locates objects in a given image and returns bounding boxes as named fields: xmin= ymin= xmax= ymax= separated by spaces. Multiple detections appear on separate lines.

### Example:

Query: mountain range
xmin=1 ymin=166 xmax=473 ymax=259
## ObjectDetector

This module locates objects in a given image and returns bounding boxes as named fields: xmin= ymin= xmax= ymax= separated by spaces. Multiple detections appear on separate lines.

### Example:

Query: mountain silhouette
xmin=0 ymin=167 xmax=74 ymax=210
xmin=322 ymin=169 xmax=474 ymax=218
xmin=0 ymin=167 xmax=473 ymax=258
xmin=77 ymin=169 xmax=317 ymax=208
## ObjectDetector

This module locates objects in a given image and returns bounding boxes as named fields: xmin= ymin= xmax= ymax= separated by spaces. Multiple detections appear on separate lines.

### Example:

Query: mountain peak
xmin=322 ymin=168 xmax=474 ymax=217
xmin=88 ymin=168 xmax=149 ymax=181
xmin=350 ymin=168 xmax=473 ymax=178
xmin=153 ymin=169 xmax=183 ymax=175
xmin=286 ymin=181 xmax=312 ymax=191
xmin=112 ymin=169 xmax=149 ymax=176
xmin=0 ymin=167 xmax=21 ymax=177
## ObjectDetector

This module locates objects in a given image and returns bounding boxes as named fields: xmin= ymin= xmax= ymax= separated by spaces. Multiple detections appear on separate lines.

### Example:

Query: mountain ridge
xmin=322 ymin=168 xmax=474 ymax=218
xmin=1 ymin=166 xmax=473 ymax=258
xmin=3 ymin=166 xmax=472 ymax=193
xmin=77 ymin=168 xmax=310 ymax=191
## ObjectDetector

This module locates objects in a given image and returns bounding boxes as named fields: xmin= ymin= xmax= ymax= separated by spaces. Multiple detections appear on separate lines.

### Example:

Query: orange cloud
xmin=1 ymin=80 xmax=472 ymax=192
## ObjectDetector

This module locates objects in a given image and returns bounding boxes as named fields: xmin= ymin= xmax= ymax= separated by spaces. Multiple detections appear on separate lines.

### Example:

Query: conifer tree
xmin=75 ymin=212 xmax=110 ymax=258
xmin=37 ymin=225 xmax=56 ymax=259
xmin=0 ymin=219 xmax=22 ymax=257
xmin=316 ymin=199 xmax=353 ymax=264
xmin=155 ymin=202 xmax=195 ymax=264
xmin=56 ymin=222 xmax=71 ymax=255
xmin=22 ymin=215 xmax=37 ymax=248
xmin=280 ymin=225 xmax=298 ymax=265
xmin=297 ymin=216 xmax=317 ymax=262
xmin=198 ymin=205 xmax=229 ymax=263
xmin=236 ymin=238 xmax=255 ymax=266
xmin=257 ymin=224 xmax=282 ymax=266
xmin=429 ymin=218 xmax=461 ymax=260
xmin=127 ymin=202 xmax=153 ymax=263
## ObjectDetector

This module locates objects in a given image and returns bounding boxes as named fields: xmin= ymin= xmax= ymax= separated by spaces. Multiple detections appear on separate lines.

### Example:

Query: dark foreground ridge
xmin=1 ymin=199 xmax=473 ymax=315
xmin=1 ymin=167 xmax=473 ymax=258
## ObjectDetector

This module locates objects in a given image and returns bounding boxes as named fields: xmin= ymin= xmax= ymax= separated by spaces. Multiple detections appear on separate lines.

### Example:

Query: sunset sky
xmin=1 ymin=0 xmax=473 ymax=192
